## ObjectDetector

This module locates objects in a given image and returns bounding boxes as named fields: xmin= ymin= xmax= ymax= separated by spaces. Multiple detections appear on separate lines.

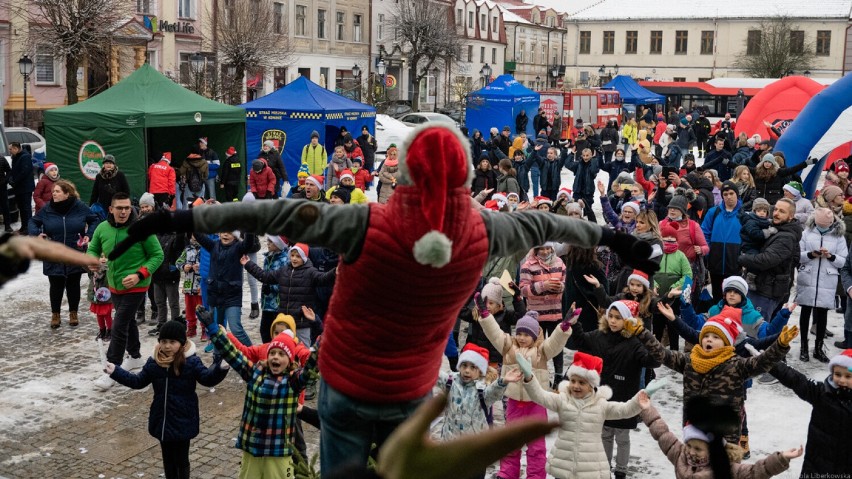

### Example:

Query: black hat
xmin=330 ymin=187 xmax=351 ymax=204
xmin=721 ymin=180 xmax=739 ymax=197
xmin=158 ymin=320 xmax=187 ymax=345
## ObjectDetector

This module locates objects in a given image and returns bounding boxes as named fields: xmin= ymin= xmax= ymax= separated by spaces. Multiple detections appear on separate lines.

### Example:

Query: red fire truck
xmin=538 ymin=89 xmax=621 ymax=139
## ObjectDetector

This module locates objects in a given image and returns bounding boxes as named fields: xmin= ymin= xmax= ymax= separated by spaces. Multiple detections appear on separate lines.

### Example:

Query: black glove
xmin=108 ymin=210 xmax=194 ymax=260
xmin=196 ymin=305 xmax=218 ymax=334
xmin=599 ymin=228 xmax=658 ymax=274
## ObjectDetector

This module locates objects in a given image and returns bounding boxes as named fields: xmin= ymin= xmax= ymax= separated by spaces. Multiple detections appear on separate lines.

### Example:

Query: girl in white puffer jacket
xmin=518 ymin=351 xmax=647 ymax=479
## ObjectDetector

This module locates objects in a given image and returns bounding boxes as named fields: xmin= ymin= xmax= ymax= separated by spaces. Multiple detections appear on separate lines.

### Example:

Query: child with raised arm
xmin=475 ymin=308 xmax=572 ymax=479
xmin=105 ymin=321 xmax=229 ymax=479
xmin=516 ymin=351 xmax=648 ymax=479
xmin=197 ymin=306 xmax=318 ymax=479
xmin=638 ymin=393 xmax=802 ymax=478
xmin=766 ymin=349 xmax=852 ymax=475
xmin=624 ymin=305 xmax=797 ymax=444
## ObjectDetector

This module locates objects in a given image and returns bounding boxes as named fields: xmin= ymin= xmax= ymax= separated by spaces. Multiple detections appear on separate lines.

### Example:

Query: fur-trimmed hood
xmin=151 ymin=340 xmax=197 ymax=358
xmin=557 ymin=381 xmax=613 ymax=401
xmin=805 ymin=214 xmax=846 ymax=236
xmin=674 ymin=186 xmax=697 ymax=202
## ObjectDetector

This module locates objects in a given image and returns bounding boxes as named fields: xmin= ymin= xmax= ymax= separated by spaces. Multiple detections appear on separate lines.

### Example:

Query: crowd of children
xmin=71 ymin=118 xmax=852 ymax=479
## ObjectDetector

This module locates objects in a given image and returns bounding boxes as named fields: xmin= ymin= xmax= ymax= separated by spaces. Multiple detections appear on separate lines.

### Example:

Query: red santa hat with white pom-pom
xmin=397 ymin=124 xmax=473 ymax=268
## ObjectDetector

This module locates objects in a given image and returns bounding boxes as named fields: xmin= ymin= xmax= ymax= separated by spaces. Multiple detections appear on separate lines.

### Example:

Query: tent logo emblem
xmin=262 ymin=130 xmax=286 ymax=150
xmin=78 ymin=141 xmax=106 ymax=181
xmin=194 ymin=112 xmax=202 ymax=123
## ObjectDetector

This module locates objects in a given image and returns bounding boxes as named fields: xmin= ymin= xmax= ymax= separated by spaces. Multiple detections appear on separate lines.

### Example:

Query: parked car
xmin=438 ymin=104 xmax=465 ymax=125
xmin=6 ymin=127 xmax=45 ymax=152
xmin=382 ymin=101 xmax=413 ymax=119
xmin=375 ymin=114 xmax=413 ymax=156
xmin=399 ymin=112 xmax=459 ymax=128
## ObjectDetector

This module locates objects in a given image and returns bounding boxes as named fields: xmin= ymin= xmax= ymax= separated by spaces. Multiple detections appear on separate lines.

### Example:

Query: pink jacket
xmin=519 ymin=251 xmax=566 ymax=322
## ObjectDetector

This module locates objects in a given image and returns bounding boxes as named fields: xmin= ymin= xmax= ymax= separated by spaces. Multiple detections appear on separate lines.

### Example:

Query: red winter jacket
xmin=148 ymin=160 xmax=176 ymax=195
xmin=249 ymin=159 xmax=277 ymax=198
xmin=351 ymin=168 xmax=372 ymax=190
xmin=33 ymin=175 xmax=56 ymax=213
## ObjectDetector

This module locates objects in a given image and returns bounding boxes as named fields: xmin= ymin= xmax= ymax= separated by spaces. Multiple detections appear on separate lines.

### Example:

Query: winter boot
xmin=249 ymin=302 xmax=260 ymax=319
xmin=96 ymin=328 xmax=106 ymax=341
xmin=835 ymin=330 xmax=852 ymax=349
xmin=50 ymin=312 xmax=61 ymax=329
xmin=740 ymin=435 xmax=751 ymax=460
xmin=813 ymin=341 xmax=830 ymax=363
xmin=104 ymin=329 xmax=112 ymax=341
xmin=800 ymin=340 xmax=809 ymax=362
xmin=69 ymin=311 xmax=79 ymax=327
xmin=614 ymin=472 xmax=627 ymax=479
xmin=304 ymin=382 xmax=317 ymax=401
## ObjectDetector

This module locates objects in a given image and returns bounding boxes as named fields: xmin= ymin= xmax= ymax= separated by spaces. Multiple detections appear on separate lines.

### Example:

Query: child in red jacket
xmin=249 ymin=158 xmax=276 ymax=199
xmin=350 ymin=158 xmax=373 ymax=191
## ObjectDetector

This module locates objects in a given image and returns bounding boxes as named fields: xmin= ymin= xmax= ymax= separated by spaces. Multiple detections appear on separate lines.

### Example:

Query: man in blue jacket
xmin=701 ymin=181 xmax=742 ymax=302
xmin=8 ymin=142 xmax=34 ymax=231
xmin=702 ymin=136 xmax=734 ymax=181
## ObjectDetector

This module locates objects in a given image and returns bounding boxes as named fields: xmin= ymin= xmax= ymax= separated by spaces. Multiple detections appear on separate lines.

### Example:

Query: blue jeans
xmin=530 ymin=166 xmax=541 ymax=197
xmin=318 ymin=379 xmax=427 ymax=473
xmin=246 ymin=252 xmax=259 ymax=304
xmin=205 ymin=178 xmax=217 ymax=201
xmin=215 ymin=305 xmax=250 ymax=346
xmin=748 ymin=292 xmax=779 ymax=323
xmin=175 ymin=182 xmax=185 ymax=210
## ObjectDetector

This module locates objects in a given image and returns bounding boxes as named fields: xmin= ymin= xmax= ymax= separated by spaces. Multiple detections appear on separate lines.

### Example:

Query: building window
xmin=223 ymin=0 xmax=234 ymax=27
xmin=675 ymin=30 xmax=688 ymax=54
xmin=579 ymin=31 xmax=591 ymax=54
xmin=480 ymin=46 xmax=485 ymax=63
xmin=336 ymin=12 xmax=345 ymax=40
xmin=493 ymin=16 xmax=498 ymax=33
xmin=698 ymin=77 xmax=711 ymax=82
xmin=178 ymin=52 xmax=192 ymax=84
xmin=789 ymin=30 xmax=804 ymax=54
xmin=468 ymin=11 xmax=473 ymax=28
xmin=552 ymin=48 xmax=557 ymax=64
xmin=273 ymin=2 xmax=284 ymax=34
xmin=480 ymin=13 xmax=486 ymax=30
xmin=542 ymin=45 xmax=547 ymax=64
xmin=747 ymin=30 xmax=761 ymax=55
xmin=145 ymin=50 xmax=158 ymax=70
xmin=546 ymin=16 xmax=554 ymax=27
xmin=317 ymin=9 xmax=326 ymax=39
xmin=468 ymin=45 xmax=473 ymax=62
xmin=673 ymin=77 xmax=686 ymax=82
xmin=492 ymin=47 xmax=496 ymax=64
xmin=625 ymin=30 xmax=637 ymax=54
xmin=650 ymin=30 xmax=662 ymax=54
xmin=136 ymin=0 xmax=155 ymax=14
xmin=377 ymin=13 xmax=384 ymax=40
xmin=602 ymin=31 xmax=614 ymax=54
xmin=178 ymin=0 xmax=193 ymax=19
xmin=456 ymin=8 xmax=462 ymax=25
xmin=35 ymin=45 xmax=57 ymax=84
xmin=296 ymin=5 xmax=306 ymax=36
xmin=700 ymin=30 xmax=714 ymax=54
xmin=354 ymin=14 xmax=362 ymax=42
xmin=817 ymin=30 xmax=831 ymax=55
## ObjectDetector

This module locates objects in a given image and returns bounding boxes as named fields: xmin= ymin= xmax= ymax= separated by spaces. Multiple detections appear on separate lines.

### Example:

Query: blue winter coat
xmin=28 ymin=199 xmax=98 ymax=276
xmin=110 ymin=343 xmax=228 ymax=442
xmin=564 ymin=153 xmax=600 ymax=197
xmin=701 ymin=202 xmax=742 ymax=276
xmin=9 ymin=150 xmax=34 ymax=193
xmin=702 ymin=149 xmax=734 ymax=181
xmin=196 ymin=233 xmax=256 ymax=308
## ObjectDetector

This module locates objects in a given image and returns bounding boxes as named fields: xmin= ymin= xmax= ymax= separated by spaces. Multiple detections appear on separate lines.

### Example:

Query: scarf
xmin=690 ymin=345 xmax=735 ymax=374
xmin=51 ymin=197 xmax=75 ymax=215
xmin=663 ymin=240 xmax=679 ymax=254
xmin=154 ymin=343 xmax=179 ymax=375
xmin=100 ymin=167 xmax=117 ymax=179
xmin=685 ymin=451 xmax=710 ymax=468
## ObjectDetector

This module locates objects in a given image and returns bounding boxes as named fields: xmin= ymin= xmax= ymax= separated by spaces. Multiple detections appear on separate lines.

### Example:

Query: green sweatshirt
xmin=87 ymin=215 xmax=164 ymax=294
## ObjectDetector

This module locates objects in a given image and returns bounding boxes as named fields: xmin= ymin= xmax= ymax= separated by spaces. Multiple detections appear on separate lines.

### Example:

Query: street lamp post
xmin=535 ymin=75 xmax=541 ymax=91
xmin=432 ymin=67 xmax=439 ymax=112
xmin=352 ymin=63 xmax=362 ymax=102
xmin=480 ymin=63 xmax=492 ymax=87
xmin=190 ymin=52 xmax=205 ymax=94
xmin=736 ymin=89 xmax=745 ymax=117
xmin=598 ymin=65 xmax=605 ymax=87
xmin=377 ymin=60 xmax=387 ymax=104
xmin=18 ymin=55 xmax=33 ymax=127
xmin=550 ymin=65 xmax=559 ymax=89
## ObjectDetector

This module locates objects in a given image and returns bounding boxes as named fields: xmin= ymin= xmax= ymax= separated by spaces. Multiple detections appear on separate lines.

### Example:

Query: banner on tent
xmin=79 ymin=141 xmax=107 ymax=180
xmin=246 ymin=110 xmax=375 ymax=121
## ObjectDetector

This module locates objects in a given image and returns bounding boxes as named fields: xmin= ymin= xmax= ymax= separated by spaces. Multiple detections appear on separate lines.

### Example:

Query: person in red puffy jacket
xmin=249 ymin=158 xmax=276 ymax=199
xmin=147 ymin=152 xmax=176 ymax=208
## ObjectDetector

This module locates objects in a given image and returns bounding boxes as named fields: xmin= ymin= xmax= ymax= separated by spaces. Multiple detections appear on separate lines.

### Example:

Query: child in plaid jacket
xmin=199 ymin=306 xmax=318 ymax=478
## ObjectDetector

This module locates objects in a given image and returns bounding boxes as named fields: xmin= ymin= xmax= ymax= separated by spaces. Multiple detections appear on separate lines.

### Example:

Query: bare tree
xmin=450 ymin=76 xmax=475 ymax=105
xmin=735 ymin=17 xmax=816 ymax=78
xmin=209 ymin=0 xmax=293 ymax=103
xmin=4 ymin=0 xmax=132 ymax=105
xmin=390 ymin=0 xmax=462 ymax=111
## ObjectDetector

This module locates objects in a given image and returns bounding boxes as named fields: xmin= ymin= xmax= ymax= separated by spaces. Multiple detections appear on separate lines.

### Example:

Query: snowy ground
xmin=0 ymin=159 xmax=840 ymax=477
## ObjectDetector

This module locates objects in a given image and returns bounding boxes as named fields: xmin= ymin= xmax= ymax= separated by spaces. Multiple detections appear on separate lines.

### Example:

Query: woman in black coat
xmin=471 ymin=130 xmax=488 ymax=166
xmin=471 ymin=157 xmax=498 ymax=198
xmin=29 ymin=179 xmax=99 ymax=329
xmin=89 ymin=156 xmax=130 ymax=211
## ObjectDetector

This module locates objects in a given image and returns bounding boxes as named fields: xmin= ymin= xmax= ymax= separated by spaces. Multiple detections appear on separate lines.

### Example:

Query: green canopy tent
xmin=44 ymin=64 xmax=246 ymax=203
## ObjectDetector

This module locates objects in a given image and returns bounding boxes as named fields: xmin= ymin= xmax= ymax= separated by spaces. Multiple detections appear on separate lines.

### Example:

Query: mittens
xmin=599 ymin=229 xmax=658 ymax=274
xmin=644 ymin=377 xmax=670 ymax=397
xmin=560 ymin=308 xmax=582 ymax=332
xmin=622 ymin=317 xmax=645 ymax=337
xmin=516 ymin=354 xmax=533 ymax=380
xmin=778 ymin=325 xmax=799 ymax=347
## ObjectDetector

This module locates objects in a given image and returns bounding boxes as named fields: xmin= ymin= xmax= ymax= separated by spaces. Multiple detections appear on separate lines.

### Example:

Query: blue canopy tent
xmin=466 ymin=75 xmax=540 ymax=138
xmin=242 ymin=76 xmax=376 ymax=181
xmin=603 ymin=75 xmax=665 ymax=106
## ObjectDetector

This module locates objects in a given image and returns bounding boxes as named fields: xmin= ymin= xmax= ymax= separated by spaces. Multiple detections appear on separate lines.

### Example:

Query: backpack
xmin=187 ymin=165 xmax=204 ymax=193
xmin=444 ymin=376 xmax=494 ymax=426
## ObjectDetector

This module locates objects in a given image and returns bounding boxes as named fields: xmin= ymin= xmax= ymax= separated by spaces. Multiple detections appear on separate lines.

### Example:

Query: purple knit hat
xmin=515 ymin=311 xmax=540 ymax=341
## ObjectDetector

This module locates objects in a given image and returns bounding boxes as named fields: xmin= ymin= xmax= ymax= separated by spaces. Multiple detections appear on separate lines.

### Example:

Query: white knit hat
xmin=480 ymin=277 xmax=504 ymax=305
xmin=621 ymin=201 xmax=641 ymax=214
xmin=683 ymin=424 xmax=714 ymax=444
